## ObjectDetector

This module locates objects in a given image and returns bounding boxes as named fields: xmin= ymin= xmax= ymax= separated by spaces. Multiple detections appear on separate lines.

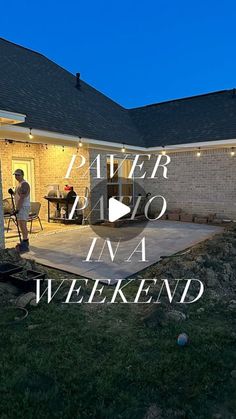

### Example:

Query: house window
xmin=106 ymin=158 xmax=134 ymax=206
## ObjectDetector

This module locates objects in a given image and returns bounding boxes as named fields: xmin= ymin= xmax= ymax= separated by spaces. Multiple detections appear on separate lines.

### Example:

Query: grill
xmin=61 ymin=189 xmax=77 ymax=202
xmin=44 ymin=186 xmax=81 ymax=223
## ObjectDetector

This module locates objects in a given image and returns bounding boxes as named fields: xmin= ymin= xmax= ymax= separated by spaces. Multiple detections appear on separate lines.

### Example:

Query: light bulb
xmin=29 ymin=128 xmax=34 ymax=140
xmin=197 ymin=148 xmax=201 ymax=157
xmin=161 ymin=146 xmax=166 ymax=155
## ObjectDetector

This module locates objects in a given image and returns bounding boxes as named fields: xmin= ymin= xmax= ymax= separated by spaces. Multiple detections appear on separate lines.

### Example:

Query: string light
xmin=161 ymin=145 xmax=166 ymax=155
xmin=1 ymin=138 xmax=49 ymax=149
xmin=121 ymin=143 xmax=126 ymax=153
xmin=4 ymin=139 xmax=14 ymax=146
xmin=196 ymin=147 xmax=201 ymax=157
xmin=230 ymin=147 xmax=235 ymax=157
xmin=29 ymin=128 xmax=34 ymax=140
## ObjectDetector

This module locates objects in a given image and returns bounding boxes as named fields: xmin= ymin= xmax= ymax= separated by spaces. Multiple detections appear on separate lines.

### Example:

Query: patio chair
xmin=3 ymin=198 xmax=16 ymax=232
xmin=27 ymin=202 xmax=43 ymax=233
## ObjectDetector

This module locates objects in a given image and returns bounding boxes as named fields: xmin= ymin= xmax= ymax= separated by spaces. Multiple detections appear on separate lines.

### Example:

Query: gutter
xmin=0 ymin=109 xmax=26 ymax=125
xmin=0 ymin=124 xmax=236 ymax=153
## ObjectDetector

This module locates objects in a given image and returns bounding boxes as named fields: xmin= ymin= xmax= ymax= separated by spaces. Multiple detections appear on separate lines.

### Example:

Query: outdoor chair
xmin=27 ymin=202 xmax=43 ymax=233
xmin=3 ymin=198 xmax=16 ymax=232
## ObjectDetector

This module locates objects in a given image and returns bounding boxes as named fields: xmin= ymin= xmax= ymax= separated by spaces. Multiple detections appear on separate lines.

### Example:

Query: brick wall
xmin=88 ymin=148 xmax=107 ymax=223
xmin=144 ymin=148 xmax=236 ymax=219
xmin=1 ymin=141 xmax=235 ymax=227
xmin=38 ymin=144 xmax=89 ymax=219
xmin=0 ymin=161 xmax=4 ymax=248
xmin=0 ymin=140 xmax=90 ymax=220
xmin=88 ymin=149 xmax=147 ymax=222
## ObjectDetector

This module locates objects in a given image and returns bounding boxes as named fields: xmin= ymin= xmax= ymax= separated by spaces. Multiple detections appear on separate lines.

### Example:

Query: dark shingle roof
xmin=129 ymin=89 xmax=236 ymax=147
xmin=0 ymin=38 xmax=144 ymax=146
xmin=1 ymin=38 xmax=236 ymax=148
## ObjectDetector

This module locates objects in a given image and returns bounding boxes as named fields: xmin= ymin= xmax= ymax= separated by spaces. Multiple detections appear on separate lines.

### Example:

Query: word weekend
xmin=35 ymin=278 xmax=204 ymax=304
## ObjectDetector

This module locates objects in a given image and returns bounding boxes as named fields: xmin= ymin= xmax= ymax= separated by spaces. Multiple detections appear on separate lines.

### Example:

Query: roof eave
xmin=0 ymin=109 xmax=26 ymax=126
xmin=1 ymin=124 xmax=236 ymax=152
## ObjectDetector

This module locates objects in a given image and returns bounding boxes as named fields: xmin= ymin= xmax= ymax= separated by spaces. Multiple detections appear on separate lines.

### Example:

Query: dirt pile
xmin=142 ymin=226 xmax=236 ymax=298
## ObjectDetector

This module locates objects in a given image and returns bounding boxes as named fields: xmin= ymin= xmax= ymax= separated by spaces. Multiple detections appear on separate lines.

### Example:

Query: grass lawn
xmin=1 ymin=228 xmax=236 ymax=418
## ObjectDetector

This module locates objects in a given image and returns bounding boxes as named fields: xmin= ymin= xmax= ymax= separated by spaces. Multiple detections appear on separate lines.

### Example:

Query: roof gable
xmin=1 ymin=38 xmax=236 ymax=149
xmin=0 ymin=38 xmax=144 ymax=147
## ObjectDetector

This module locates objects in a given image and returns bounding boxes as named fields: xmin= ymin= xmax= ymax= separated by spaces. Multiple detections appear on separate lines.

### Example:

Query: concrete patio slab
xmin=22 ymin=220 xmax=222 ymax=283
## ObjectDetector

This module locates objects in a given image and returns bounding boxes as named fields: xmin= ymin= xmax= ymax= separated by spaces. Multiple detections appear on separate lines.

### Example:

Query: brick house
xmin=0 ymin=37 xmax=236 ymax=248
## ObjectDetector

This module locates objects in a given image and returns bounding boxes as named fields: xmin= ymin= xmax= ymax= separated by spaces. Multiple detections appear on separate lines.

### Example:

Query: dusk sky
xmin=1 ymin=0 xmax=236 ymax=108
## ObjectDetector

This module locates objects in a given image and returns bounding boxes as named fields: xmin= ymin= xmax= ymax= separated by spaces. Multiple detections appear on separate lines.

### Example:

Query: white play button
xmin=108 ymin=197 xmax=131 ymax=222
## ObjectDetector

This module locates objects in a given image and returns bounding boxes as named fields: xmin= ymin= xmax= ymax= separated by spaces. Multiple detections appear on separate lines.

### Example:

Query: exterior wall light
xmin=230 ymin=148 xmax=235 ymax=156
xmin=121 ymin=144 xmax=126 ymax=153
xmin=197 ymin=147 xmax=201 ymax=157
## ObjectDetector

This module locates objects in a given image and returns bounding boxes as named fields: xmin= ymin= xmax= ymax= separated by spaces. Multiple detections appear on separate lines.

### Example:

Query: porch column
xmin=0 ymin=161 xmax=5 ymax=249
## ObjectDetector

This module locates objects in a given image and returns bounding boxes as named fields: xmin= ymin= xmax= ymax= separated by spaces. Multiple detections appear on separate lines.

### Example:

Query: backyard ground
xmin=0 ymin=225 xmax=236 ymax=418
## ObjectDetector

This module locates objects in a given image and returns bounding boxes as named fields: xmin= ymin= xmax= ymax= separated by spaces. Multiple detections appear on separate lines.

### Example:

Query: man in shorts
xmin=13 ymin=169 xmax=31 ymax=253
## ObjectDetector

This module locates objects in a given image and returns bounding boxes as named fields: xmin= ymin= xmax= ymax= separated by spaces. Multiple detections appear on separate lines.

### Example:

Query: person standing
xmin=13 ymin=169 xmax=31 ymax=253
